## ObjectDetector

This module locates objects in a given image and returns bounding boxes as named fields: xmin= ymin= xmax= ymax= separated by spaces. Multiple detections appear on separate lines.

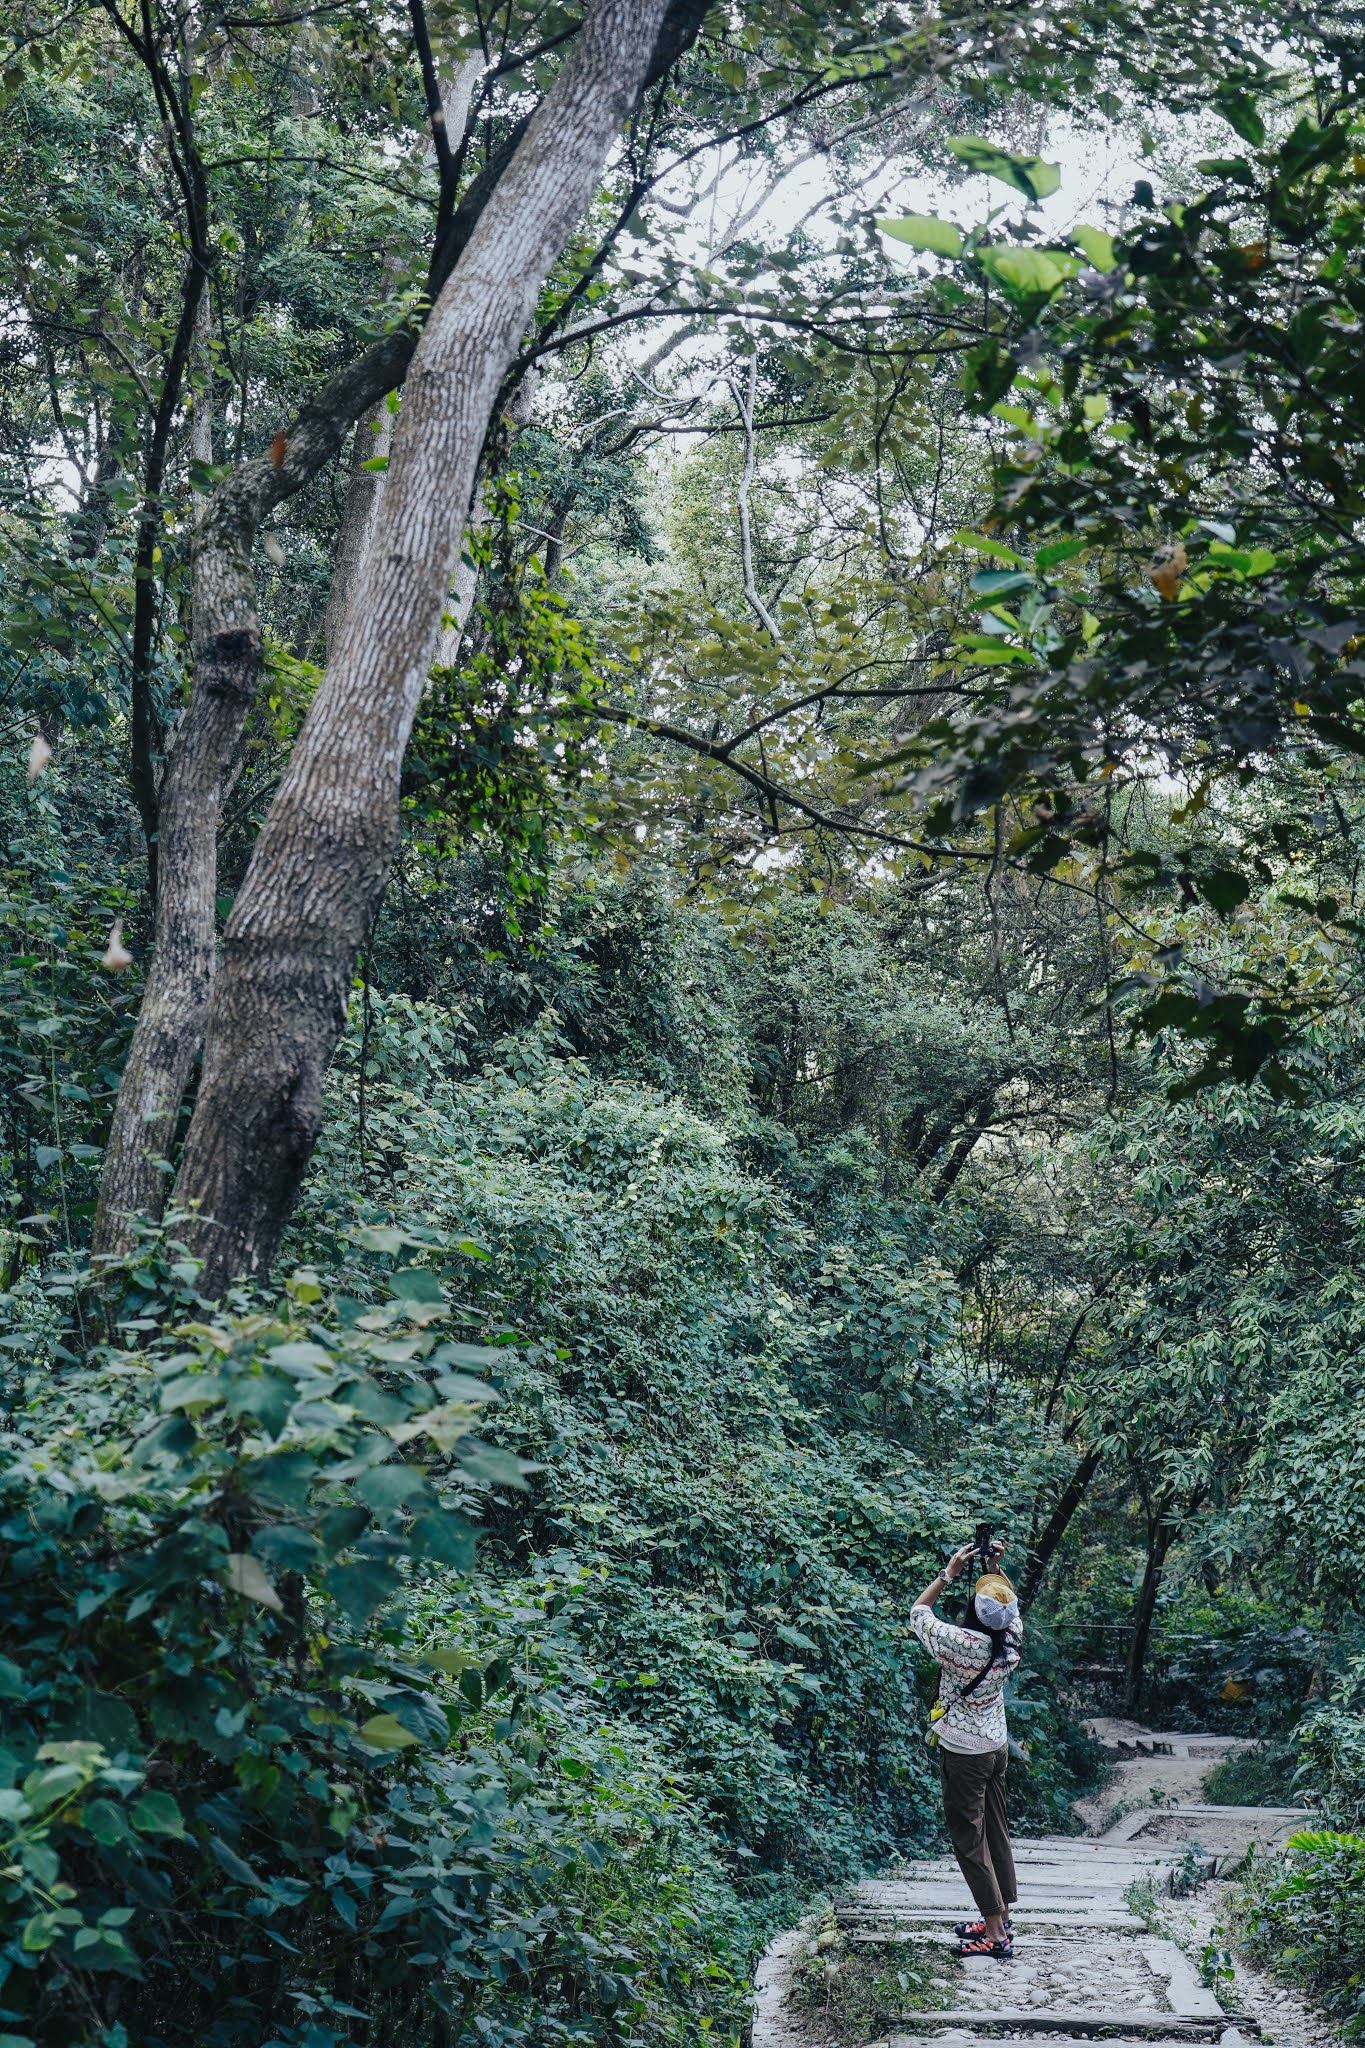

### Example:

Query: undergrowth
xmin=787 ymin=1914 xmax=953 ymax=2042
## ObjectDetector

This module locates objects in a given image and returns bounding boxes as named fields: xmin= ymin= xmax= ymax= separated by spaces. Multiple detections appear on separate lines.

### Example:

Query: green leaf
xmin=385 ymin=1690 xmax=449 ymax=1747
xmin=209 ymin=1835 xmax=263 ymax=1887
xmin=131 ymin=1788 xmax=185 ymax=1838
xmin=947 ymin=135 xmax=1061 ymax=201
xmin=978 ymin=244 xmax=1081 ymax=300
xmin=1070 ymin=224 xmax=1117 ymax=271
xmin=1199 ymin=869 xmax=1252 ymax=914
xmin=0 ymin=1656 xmax=23 ymax=1698
xmin=83 ymin=1798 xmax=134 ymax=1847
xmin=1036 ymin=537 xmax=1089 ymax=570
xmin=1213 ymin=86 xmax=1266 ymax=147
xmin=252 ymin=1524 xmax=320 ymax=1573
xmin=390 ymin=1266 xmax=445 ymax=1304
xmin=969 ymin=569 xmax=1036 ymax=598
xmin=876 ymin=213 xmax=963 ymax=258
xmin=356 ymin=1463 xmax=431 ymax=1515
xmin=455 ymin=1440 xmax=536 ymax=1489
xmin=358 ymin=1712 xmax=422 ymax=1751
xmin=407 ymin=1511 xmax=478 ymax=1568
xmin=947 ymin=531 xmax=1024 ymax=565
xmin=160 ymin=1373 xmax=232 ymax=1413
xmin=325 ymin=1558 xmax=402 ymax=1623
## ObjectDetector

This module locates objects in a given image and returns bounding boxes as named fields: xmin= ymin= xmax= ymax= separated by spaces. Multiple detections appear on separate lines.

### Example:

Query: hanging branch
xmin=731 ymin=347 xmax=783 ymax=644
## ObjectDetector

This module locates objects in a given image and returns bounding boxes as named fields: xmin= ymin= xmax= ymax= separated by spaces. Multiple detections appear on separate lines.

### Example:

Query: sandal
xmin=955 ymin=1931 xmax=1013 ymax=1959
xmin=954 ymin=1917 xmax=1013 ymax=1938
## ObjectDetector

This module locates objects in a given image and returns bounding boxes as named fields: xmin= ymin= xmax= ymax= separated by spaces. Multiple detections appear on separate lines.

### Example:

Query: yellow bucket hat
xmin=973 ymin=1573 xmax=1019 ymax=1628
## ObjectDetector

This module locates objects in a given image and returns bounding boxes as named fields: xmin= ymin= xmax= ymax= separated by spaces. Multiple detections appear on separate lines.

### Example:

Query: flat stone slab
xmin=882 ymin=2011 xmax=1226 ymax=2035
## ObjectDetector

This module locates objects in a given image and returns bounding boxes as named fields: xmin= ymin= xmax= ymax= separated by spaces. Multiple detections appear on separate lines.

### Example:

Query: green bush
xmin=0 ymin=1250 xmax=751 ymax=2048
xmin=1203 ymin=1743 xmax=1299 ymax=1808
xmin=1235 ymin=1829 xmax=1365 ymax=2035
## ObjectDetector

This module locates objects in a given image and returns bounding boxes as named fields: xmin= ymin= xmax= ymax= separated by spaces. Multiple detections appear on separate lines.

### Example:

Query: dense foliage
xmin=6 ymin=0 xmax=1365 ymax=2041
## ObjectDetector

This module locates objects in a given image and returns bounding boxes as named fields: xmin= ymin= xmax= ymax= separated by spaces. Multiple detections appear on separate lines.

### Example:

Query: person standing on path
xmin=912 ymin=1540 xmax=1023 ymax=1960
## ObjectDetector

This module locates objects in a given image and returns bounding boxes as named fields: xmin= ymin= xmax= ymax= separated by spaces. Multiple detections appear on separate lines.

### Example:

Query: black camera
xmin=973 ymin=1522 xmax=995 ymax=1575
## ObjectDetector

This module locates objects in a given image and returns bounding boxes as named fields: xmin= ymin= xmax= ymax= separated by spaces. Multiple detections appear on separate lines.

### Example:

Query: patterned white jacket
xmin=911 ymin=1605 xmax=1022 ymax=1753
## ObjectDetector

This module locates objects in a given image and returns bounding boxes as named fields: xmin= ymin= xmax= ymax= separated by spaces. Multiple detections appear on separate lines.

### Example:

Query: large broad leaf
xmin=969 ymin=569 xmax=1036 ymax=598
xmin=389 ymin=1266 xmax=445 ymax=1304
xmin=1070 ymin=224 xmax=1117 ymax=271
xmin=876 ymin=213 xmax=963 ymax=258
xmin=1213 ymin=85 xmax=1265 ymax=146
xmin=357 ymin=1712 xmax=422 ymax=1751
xmin=131 ymin=1789 xmax=185 ymax=1838
xmin=1199 ymin=868 xmax=1251 ymax=914
xmin=947 ymin=136 xmax=1061 ymax=201
xmin=978 ymin=244 xmax=1080 ymax=301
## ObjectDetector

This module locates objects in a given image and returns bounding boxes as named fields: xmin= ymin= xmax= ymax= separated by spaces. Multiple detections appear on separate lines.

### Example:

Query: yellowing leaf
xmin=358 ymin=1712 xmax=422 ymax=1750
xmin=1149 ymin=540 xmax=1188 ymax=600
xmin=225 ymin=1553 xmax=284 ymax=1613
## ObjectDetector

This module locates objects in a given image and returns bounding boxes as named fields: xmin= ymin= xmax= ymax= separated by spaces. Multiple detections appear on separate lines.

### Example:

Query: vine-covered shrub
xmin=0 ymin=972 xmax=1107 ymax=2047
xmin=298 ymin=992 xmax=1101 ymax=1870
xmin=1236 ymin=1829 xmax=1365 ymax=2036
xmin=0 ymin=1253 xmax=751 ymax=2048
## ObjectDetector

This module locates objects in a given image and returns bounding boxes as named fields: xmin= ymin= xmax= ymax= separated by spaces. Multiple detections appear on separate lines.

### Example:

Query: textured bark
xmin=130 ymin=252 xmax=214 ymax=894
xmin=175 ymin=0 xmax=680 ymax=1293
xmin=189 ymin=287 xmax=215 ymax=519
xmin=324 ymin=402 xmax=394 ymax=664
xmin=93 ymin=626 xmax=260 ymax=1257
xmin=92 ymin=122 xmax=524 ymax=1258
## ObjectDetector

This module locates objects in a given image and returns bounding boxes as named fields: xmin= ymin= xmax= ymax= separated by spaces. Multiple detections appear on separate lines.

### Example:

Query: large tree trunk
xmin=93 ymin=621 xmax=263 ymax=1258
xmin=93 ymin=99 xmax=516 ymax=1259
xmin=174 ymin=0 xmax=679 ymax=1293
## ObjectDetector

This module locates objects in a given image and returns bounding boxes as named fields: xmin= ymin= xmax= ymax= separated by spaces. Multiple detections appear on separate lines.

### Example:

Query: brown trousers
xmin=939 ymin=1743 xmax=1016 ymax=1920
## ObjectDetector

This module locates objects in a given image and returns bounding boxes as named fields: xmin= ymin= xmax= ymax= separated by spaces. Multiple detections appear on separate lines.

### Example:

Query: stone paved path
xmin=841 ymin=1832 xmax=1231 ymax=2046
xmin=754 ymin=1732 xmax=1315 ymax=2048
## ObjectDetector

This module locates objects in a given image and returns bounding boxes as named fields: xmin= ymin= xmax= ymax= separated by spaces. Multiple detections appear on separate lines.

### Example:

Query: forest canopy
xmin=4 ymin=1 xmax=1365 ymax=2044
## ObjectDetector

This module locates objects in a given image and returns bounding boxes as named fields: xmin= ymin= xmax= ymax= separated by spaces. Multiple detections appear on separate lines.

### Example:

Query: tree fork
xmin=173 ymin=0 xmax=695 ymax=1292
xmin=93 ymin=114 xmax=532 ymax=1257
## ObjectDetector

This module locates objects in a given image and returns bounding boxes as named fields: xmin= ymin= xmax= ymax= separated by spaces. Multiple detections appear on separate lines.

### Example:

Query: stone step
xmin=839 ymin=1913 xmax=1147 ymax=1931
xmin=879 ymin=2011 xmax=1229 ymax=2036
xmin=859 ymin=1890 xmax=1148 ymax=1907
xmin=875 ymin=2037 xmax=1252 ymax=2047
xmin=874 ymin=2034 xmax=1254 ymax=2047
xmin=846 ymin=1922 xmax=1147 ymax=1941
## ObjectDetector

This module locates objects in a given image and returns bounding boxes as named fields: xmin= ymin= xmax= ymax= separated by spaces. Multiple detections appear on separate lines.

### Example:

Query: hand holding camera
xmin=945 ymin=1525 xmax=1006 ymax=1582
